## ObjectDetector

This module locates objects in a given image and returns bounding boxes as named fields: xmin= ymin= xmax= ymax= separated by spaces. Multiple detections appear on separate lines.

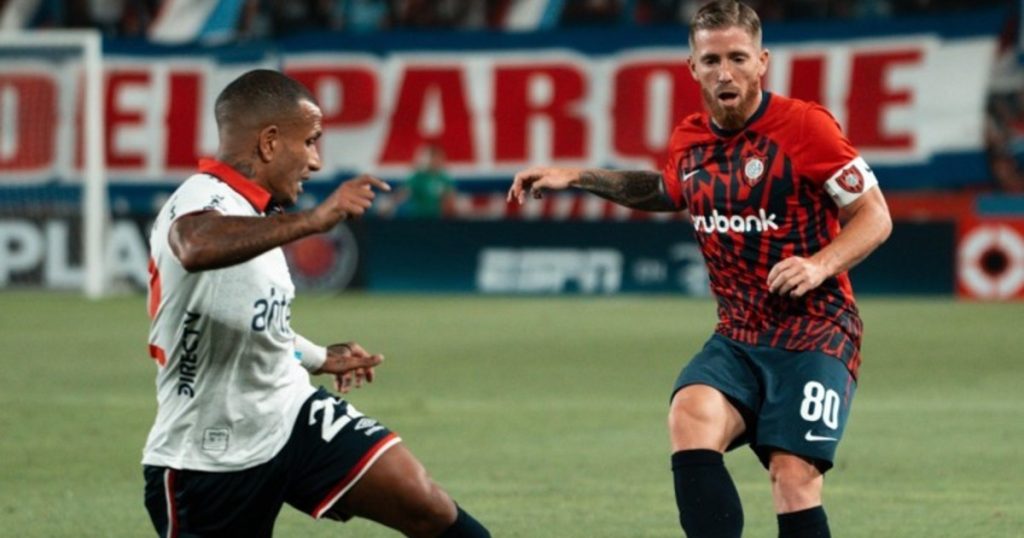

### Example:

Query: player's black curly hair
xmin=214 ymin=69 xmax=317 ymax=129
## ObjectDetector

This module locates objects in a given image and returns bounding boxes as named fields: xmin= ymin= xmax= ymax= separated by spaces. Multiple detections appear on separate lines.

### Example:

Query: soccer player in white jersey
xmin=142 ymin=69 xmax=490 ymax=537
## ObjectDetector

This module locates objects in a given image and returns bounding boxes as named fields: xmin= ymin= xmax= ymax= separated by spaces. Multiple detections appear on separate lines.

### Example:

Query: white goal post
xmin=0 ymin=29 xmax=107 ymax=298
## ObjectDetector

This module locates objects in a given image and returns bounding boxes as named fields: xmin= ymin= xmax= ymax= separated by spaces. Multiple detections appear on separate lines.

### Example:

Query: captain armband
xmin=293 ymin=334 xmax=327 ymax=373
xmin=823 ymin=156 xmax=879 ymax=208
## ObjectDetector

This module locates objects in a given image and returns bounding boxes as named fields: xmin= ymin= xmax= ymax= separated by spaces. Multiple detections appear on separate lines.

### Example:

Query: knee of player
xmin=668 ymin=393 xmax=716 ymax=430
xmin=768 ymin=457 xmax=822 ymax=495
xmin=401 ymin=480 xmax=457 ymax=536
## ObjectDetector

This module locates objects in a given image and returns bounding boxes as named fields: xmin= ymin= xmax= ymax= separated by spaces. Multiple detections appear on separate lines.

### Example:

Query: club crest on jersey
xmin=838 ymin=166 xmax=864 ymax=193
xmin=744 ymin=157 xmax=765 ymax=186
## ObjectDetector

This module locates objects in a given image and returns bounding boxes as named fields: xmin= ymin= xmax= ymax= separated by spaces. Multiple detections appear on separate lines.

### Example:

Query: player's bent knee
xmin=769 ymin=456 xmax=823 ymax=511
xmin=340 ymin=445 xmax=457 ymax=536
xmin=668 ymin=385 xmax=743 ymax=451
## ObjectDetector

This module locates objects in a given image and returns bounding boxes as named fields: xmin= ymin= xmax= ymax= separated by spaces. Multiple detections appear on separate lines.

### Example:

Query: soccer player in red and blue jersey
xmin=508 ymin=1 xmax=891 ymax=536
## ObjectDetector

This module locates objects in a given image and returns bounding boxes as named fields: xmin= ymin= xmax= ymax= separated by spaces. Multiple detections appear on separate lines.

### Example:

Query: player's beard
xmin=704 ymin=84 xmax=761 ymax=131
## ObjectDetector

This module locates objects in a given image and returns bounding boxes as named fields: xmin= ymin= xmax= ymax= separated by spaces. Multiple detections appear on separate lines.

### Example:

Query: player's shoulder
xmin=768 ymin=93 xmax=842 ymax=133
xmin=165 ymin=172 xmax=246 ymax=217
xmin=668 ymin=112 xmax=714 ymax=148
xmin=178 ymin=171 xmax=235 ymax=194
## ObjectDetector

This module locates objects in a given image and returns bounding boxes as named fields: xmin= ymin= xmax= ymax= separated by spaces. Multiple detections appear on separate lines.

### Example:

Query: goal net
xmin=0 ymin=30 xmax=107 ymax=297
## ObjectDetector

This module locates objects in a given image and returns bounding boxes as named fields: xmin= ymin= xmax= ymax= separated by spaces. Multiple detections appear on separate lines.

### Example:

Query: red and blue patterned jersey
xmin=662 ymin=92 xmax=867 ymax=377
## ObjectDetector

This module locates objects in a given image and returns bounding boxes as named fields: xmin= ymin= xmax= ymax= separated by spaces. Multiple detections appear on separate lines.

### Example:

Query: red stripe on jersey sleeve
xmin=147 ymin=257 xmax=161 ymax=320
xmin=149 ymin=344 xmax=167 ymax=367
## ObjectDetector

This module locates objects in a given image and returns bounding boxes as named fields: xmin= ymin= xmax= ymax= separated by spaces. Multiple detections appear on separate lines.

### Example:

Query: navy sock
xmin=671 ymin=449 xmax=743 ymax=538
xmin=778 ymin=506 xmax=830 ymax=538
xmin=438 ymin=506 xmax=490 ymax=538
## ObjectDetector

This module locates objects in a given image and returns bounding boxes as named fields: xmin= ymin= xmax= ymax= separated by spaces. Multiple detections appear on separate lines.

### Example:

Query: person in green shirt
xmin=395 ymin=144 xmax=455 ymax=218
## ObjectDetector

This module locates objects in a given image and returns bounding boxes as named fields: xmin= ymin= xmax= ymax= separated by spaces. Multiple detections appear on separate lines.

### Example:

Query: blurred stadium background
xmin=1 ymin=0 xmax=1023 ymax=536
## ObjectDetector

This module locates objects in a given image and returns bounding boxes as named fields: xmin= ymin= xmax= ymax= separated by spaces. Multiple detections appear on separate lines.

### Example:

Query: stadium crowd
xmin=0 ymin=0 xmax=1010 ymax=38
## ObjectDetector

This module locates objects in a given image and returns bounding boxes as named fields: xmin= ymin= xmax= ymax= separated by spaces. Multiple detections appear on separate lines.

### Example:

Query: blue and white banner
xmin=148 ymin=0 xmax=246 ymax=44
xmin=0 ymin=9 xmax=1008 ymax=192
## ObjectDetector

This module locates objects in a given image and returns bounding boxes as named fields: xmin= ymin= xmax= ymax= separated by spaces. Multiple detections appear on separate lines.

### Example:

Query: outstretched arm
xmin=171 ymin=175 xmax=389 ymax=271
xmin=508 ymin=167 xmax=680 ymax=211
xmin=170 ymin=211 xmax=319 ymax=272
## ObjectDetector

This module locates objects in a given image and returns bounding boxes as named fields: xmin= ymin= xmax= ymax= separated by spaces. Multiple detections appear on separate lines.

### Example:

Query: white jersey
xmin=142 ymin=159 xmax=315 ymax=471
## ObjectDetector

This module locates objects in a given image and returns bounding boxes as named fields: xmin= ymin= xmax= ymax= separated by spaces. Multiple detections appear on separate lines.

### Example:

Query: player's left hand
xmin=323 ymin=342 xmax=381 ymax=393
xmin=767 ymin=256 xmax=828 ymax=298
xmin=334 ymin=367 xmax=375 ymax=394
xmin=507 ymin=167 xmax=583 ymax=204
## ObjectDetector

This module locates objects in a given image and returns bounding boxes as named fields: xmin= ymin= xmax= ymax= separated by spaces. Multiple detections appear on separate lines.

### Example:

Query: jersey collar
xmin=197 ymin=159 xmax=273 ymax=212
xmin=709 ymin=91 xmax=772 ymax=138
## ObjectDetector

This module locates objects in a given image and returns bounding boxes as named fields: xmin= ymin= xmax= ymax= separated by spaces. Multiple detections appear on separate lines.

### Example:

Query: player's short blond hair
xmin=689 ymin=0 xmax=763 ymax=49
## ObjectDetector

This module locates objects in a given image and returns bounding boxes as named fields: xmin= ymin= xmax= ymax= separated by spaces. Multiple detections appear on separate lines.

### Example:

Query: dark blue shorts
xmin=672 ymin=334 xmax=856 ymax=472
xmin=144 ymin=387 xmax=399 ymax=537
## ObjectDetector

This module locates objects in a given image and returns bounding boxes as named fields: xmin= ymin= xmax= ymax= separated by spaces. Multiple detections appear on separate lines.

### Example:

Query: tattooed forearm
xmin=577 ymin=170 xmax=679 ymax=211
xmin=170 ymin=212 xmax=317 ymax=271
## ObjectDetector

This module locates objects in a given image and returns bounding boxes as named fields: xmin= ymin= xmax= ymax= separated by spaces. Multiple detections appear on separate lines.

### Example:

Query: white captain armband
xmin=823 ymin=156 xmax=879 ymax=207
xmin=293 ymin=334 xmax=327 ymax=373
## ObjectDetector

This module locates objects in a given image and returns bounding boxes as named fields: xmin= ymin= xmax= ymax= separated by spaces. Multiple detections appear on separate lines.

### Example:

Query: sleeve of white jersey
xmin=293 ymin=333 xmax=327 ymax=373
xmin=823 ymin=156 xmax=879 ymax=208
xmin=167 ymin=175 xmax=236 ymax=223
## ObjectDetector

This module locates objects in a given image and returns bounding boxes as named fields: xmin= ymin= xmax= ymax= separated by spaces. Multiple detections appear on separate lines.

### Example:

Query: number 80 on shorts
xmin=799 ymin=381 xmax=840 ymax=430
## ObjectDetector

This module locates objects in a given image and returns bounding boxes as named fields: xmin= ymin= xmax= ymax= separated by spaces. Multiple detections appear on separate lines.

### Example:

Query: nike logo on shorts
xmin=682 ymin=169 xmax=701 ymax=182
xmin=804 ymin=430 xmax=839 ymax=442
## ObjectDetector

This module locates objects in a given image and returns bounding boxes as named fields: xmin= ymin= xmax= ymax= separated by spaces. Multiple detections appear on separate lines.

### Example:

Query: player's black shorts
xmin=143 ymin=387 xmax=399 ymax=537
xmin=672 ymin=334 xmax=856 ymax=472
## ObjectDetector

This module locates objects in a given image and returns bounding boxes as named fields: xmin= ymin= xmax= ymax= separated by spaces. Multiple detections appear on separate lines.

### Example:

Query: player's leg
xmin=669 ymin=384 xmax=746 ymax=452
xmin=750 ymin=349 xmax=857 ymax=538
xmin=668 ymin=335 xmax=760 ymax=538
xmin=769 ymin=451 xmax=830 ymax=537
xmin=284 ymin=388 xmax=489 ymax=537
xmin=335 ymin=442 xmax=489 ymax=537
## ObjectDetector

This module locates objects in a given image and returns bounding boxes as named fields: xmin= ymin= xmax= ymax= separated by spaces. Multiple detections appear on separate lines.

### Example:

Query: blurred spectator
xmin=387 ymin=144 xmax=456 ymax=219
xmin=986 ymin=96 xmax=1024 ymax=192
xmin=984 ymin=6 xmax=1024 ymax=193
xmin=889 ymin=0 xmax=1005 ymax=16
xmin=265 ymin=0 xmax=333 ymax=36
xmin=560 ymin=0 xmax=623 ymax=27
xmin=1 ymin=0 xmax=156 ymax=35
xmin=237 ymin=0 xmax=272 ymax=40
xmin=392 ymin=0 xmax=488 ymax=29
xmin=1 ymin=0 xmax=1010 ymax=36
xmin=341 ymin=0 xmax=391 ymax=33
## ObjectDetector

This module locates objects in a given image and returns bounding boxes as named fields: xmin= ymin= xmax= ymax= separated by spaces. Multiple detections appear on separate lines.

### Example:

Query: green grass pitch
xmin=1 ymin=292 xmax=1022 ymax=537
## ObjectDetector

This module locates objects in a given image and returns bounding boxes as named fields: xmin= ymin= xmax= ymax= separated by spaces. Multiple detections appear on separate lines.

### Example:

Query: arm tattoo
xmin=172 ymin=212 xmax=315 ymax=271
xmin=577 ymin=170 xmax=680 ymax=211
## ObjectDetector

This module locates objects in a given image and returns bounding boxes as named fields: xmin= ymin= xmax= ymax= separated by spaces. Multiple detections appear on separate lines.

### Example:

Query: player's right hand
xmin=508 ymin=167 xmax=583 ymax=204
xmin=310 ymin=175 xmax=391 ymax=232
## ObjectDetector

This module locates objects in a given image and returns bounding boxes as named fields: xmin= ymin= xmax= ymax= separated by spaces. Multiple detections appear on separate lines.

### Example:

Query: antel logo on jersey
xmin=691 ymin=209 xmax=780 ymax=234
